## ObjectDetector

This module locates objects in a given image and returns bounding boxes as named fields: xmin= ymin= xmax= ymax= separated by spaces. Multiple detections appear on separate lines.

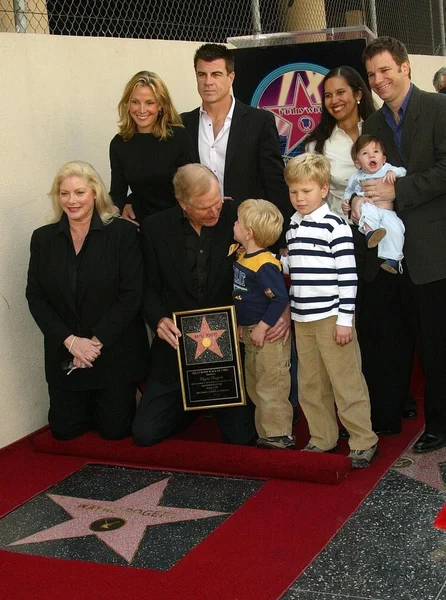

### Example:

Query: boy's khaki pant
xmin=242 ymin=327 xmax=292 ymax=438
xmin=294 ymin=317 xmax=378 ymax=451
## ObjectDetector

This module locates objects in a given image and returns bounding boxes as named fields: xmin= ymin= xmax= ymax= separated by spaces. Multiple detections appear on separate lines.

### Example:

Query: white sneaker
xmin=302 ymin=443 xmax=336 ymax=453
xmin=348 ymin=444 xmax=379 ymax=468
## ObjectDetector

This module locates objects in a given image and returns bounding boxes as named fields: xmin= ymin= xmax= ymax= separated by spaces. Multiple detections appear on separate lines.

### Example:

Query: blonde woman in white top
xmin=306 ymin=66 xmax=376 ymax=219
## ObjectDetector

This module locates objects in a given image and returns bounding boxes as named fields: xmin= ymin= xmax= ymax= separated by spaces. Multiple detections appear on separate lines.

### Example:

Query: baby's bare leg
xmin=374 ymin=200 xmax=395 ymax=211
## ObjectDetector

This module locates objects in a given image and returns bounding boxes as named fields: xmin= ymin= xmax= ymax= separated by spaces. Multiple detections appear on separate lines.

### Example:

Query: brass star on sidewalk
xmin=186 ymin=317 xmax=225 ymax=359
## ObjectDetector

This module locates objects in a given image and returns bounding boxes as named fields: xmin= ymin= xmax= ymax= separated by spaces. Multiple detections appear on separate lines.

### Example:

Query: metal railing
xmin=1 ymin=0 xmax=445 ymax=56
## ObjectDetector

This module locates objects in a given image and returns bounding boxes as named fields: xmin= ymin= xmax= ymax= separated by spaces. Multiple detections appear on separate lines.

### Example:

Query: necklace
xmin=70 ymin=231 xmax=87 ymax=242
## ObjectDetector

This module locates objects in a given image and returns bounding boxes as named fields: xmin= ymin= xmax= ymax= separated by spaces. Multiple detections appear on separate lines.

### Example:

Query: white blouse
xmin=307 ymin=121 xmax=362 ymax=219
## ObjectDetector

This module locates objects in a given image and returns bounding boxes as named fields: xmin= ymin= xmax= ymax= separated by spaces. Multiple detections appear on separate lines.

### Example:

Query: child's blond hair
xmin=237 ymin=199 xmax=283 ymax=248
xmin=284 ymin=152 xmax=331 ymax=188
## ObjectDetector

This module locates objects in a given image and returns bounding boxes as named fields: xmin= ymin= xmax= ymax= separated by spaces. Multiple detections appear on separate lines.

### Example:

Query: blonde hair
xmin=117 ymin=71 xmax=183 ymax=141
xmin=49 ymin=161 xmax=119 ymax=225
xmin=173 ymin=163 xmax=219 ymax=206
xmin=238 ymin=199 xmax=283 ymax=248
xmin=284 ymin=153 xmax=331 ymax=188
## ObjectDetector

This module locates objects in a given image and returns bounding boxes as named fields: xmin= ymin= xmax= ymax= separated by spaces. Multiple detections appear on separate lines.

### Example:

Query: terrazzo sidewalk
xmin=281 ymin=445 xmax=446 ymax=600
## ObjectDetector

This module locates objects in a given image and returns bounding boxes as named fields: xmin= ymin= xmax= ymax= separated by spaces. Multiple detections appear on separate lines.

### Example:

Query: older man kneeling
xmin=133 ymin=164 xmax=289 ymax=446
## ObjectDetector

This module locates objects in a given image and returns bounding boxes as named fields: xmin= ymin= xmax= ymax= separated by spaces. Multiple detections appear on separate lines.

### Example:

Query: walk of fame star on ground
xmin=9 ymin=477 xmax=228 ymax=563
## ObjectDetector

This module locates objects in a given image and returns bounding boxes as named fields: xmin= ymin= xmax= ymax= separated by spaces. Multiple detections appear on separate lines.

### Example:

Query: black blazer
xmin=141 ymin=202 xmax=238 ymax=384
xmin=26 ymin=213 xmax=150 ymax=390
xmin=363 ymin=85 xmax=446 ymax=284
xmin=181 ymin=100 xmax=293 ymax=235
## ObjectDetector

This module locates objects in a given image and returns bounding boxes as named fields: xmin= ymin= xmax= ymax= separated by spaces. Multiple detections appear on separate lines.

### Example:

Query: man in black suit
xmin=181 ymin=43 xmax=292 ymax=245
xmin=351 ymin=37 xmax=446 ymax=452
xmin=133 ymin=164 xmax=288 ymax=446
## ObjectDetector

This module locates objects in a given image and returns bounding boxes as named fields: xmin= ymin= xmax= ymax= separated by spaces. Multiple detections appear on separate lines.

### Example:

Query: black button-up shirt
xmin=57 ymin=210 xmax=104 ymax=308
xmin=182 ymin=214 xmax=214 ymax=304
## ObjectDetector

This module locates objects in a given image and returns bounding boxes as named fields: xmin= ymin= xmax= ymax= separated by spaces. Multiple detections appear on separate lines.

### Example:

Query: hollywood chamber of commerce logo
xmin=251 ymin=62 xmax=329 ymax=159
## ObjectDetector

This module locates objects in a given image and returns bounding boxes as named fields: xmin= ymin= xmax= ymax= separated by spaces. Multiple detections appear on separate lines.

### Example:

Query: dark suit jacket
xmin=26 ymin=213 xmax=150 ymax=390
xmin=181 ymin=100 xmax=293 ymax=242
xmin=363 ymin=85 xmax=446 ymax=284
xmin=141 ymin=202 xmax=238 ymax=383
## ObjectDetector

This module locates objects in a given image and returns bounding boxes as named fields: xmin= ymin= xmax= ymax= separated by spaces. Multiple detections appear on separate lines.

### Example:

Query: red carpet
xmin=31 ymin=351 xmax=425 ymax=486
xmin=1 ymin=358 xmax=424 ymax=599
xmin=435 ymin=503 xmax=446 ymax=530
xmin=33 ymin=431 xmax=351 ymax=485
xmin=1 ymin=404 xmax=424 ymax=600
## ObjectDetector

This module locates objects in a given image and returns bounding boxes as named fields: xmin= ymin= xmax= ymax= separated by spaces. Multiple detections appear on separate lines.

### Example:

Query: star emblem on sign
xmin=265 ymin=73 xmax=322 ymax=154
xmin=186 ymin=316 xmax=225 ymax=359
xmin=9 ymin=477 xmax=227 ymax=563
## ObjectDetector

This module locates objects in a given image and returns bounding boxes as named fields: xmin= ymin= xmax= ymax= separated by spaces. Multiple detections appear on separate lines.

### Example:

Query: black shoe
xmin=413 ymin=432 xmax=446 ymax=453
xmin=338 ymin=428 xmax=350 ymax=440
xmin=402 ymin=408 xmax=417 ymax=419
xmin=375 ymin=428 xmax=401 ymax=436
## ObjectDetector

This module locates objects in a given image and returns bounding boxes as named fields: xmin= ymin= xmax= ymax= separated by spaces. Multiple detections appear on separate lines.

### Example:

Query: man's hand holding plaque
xmin=157 ymin=317 xmax=181 ymax=349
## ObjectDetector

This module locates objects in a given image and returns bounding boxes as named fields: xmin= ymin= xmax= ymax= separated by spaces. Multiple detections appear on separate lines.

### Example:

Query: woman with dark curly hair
xmin=306 ymin=65 xmax=376 ymax=218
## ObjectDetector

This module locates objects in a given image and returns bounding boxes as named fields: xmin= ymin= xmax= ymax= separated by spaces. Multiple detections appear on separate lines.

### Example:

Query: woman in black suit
xmin=109 ymin=71 xmax=194 ymax=226
xmin=26 ymin=161 xmax=150 ymax=440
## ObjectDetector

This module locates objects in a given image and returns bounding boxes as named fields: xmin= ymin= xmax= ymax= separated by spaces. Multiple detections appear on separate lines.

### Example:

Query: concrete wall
xmin=0 ymin=31 xmax=444 ymax=448
xmin=0 ymin=33 xmax=200 ymax=448
xmin=409 ymin=54 xmax=446 ymax=92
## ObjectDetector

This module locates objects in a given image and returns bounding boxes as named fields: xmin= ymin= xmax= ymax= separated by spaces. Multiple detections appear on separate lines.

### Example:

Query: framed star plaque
xmin=173 ymin=306 xmax=246 ymax=411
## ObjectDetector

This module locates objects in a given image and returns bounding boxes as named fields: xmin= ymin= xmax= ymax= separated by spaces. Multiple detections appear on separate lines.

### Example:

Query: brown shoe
xmin=365 ymin=228 xmax=387 ymax=248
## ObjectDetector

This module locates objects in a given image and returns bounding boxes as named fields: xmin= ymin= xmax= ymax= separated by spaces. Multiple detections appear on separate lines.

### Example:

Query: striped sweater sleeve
xmin=331 ymin=221 xmax=357 ymax=327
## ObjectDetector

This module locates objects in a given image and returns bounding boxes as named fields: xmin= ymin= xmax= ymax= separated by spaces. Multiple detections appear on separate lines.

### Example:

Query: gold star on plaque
xmin=186 ymin=317 xmax=225 ymax=358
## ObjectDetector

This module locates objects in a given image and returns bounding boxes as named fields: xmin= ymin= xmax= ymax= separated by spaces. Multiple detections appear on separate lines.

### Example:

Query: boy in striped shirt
xmin=283 ymin=153 xmax=378 ymax=468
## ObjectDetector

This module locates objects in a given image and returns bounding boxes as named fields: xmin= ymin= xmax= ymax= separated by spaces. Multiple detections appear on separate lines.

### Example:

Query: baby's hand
xmin=333 ymin=325 xmax=353 ymax=346
xmin=237 ymin=325 xmax=244 ymax=342
xmin=341 ymin=200 xmax=351 ymax=214
xmin=383 ymin=171 xmax=396 ymax=184
xmin=250 ymin=324 xmax=267 ymax=347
